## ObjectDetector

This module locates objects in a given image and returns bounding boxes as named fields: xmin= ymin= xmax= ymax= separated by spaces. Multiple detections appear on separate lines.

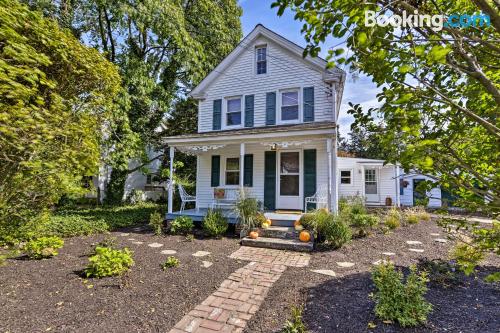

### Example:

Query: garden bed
xmin=0 ymin=226 xmax=243 ymax=332
xmin=245 ymin=219 xmax=500 ymax=332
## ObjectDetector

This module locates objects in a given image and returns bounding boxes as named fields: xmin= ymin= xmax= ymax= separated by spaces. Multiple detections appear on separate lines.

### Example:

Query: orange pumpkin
xmin=266 ymin=218 xmax=272 ymax=226
xmin=249 ymin=231 xmax=259 ymax=239
xmin=294 ymin=219 xmax=301 ymax=227
xmin=299 ymin=230 xmax=311 ymax=242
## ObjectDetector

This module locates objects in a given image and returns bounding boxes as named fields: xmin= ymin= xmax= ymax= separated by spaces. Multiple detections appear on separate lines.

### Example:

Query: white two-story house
xmin=164 ymin=25 xmax=400 ymax=220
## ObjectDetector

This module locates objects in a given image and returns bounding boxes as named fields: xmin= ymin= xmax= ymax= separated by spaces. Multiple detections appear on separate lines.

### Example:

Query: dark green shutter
xmin=303 ymin=149 xmax=317 ymax=211
xmin=211 ymin=155 xmax=220 ymax=187
xmin=243 ymin=154 xmax=253 ymax=187
xmin=244 ymin=95 xmax=254 ymax=127
xmin=266 ymin=92 xmax=276 ymax=125
xmin=303 ymin=87 xmax=314 ymax=122
xmin=212 ymin=99 xmax=222 ymax=130
xmin=264 ymin=151 xmax=276 ymax=210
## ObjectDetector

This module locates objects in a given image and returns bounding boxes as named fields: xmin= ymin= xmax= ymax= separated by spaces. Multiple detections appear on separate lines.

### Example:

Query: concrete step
xmin=264 ymin=212 xmax=302 ymax=227
xmin=241 ymin=236 xmax=313 ymax=252
xmin=259 ymin=226 xmax=297 ymax=239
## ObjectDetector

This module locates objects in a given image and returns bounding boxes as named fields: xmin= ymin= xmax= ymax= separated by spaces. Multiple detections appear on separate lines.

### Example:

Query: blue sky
xmin=239 ymin=0 xmax=381 ymax=136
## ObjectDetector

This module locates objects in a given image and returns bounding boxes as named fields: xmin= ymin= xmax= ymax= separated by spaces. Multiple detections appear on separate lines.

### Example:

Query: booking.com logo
xmin=365 ymin=10 xmax=491 ymax=31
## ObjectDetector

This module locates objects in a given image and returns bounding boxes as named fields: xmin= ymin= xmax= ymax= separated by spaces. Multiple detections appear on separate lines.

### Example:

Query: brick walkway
xmin=169 ymin=247 xmax=310 ymax=333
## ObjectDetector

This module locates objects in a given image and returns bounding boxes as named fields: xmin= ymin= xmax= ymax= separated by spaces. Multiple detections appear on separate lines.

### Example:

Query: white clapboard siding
xmin=198 ymin=36 xmax=334 ymax=133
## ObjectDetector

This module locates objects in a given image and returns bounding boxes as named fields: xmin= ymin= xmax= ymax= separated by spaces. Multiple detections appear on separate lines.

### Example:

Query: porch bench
xmin=210 ymin=187 xmax=257 ymax=210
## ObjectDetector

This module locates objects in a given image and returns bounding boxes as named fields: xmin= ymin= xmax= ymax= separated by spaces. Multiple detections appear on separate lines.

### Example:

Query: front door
xmin=277 ymin=151 xmax=302 ymax=210
xmin=364 ymin=168 xmax=379 ymax=203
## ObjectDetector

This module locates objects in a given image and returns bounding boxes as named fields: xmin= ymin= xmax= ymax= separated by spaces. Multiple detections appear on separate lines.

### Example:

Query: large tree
xmin=0 ymin=0 xmax=122 ymax=242
xmin=24 ymin=0 xmax=243 ymax=202
xmin=273 ymin=0 xmax=499 ymax=213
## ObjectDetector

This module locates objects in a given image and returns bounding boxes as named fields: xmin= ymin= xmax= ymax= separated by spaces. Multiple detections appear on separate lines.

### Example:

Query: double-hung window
xmin=226 ymin=98 xmax=241 ymax=126
xmin=340 ymin=170 xmax=352 ymax=184
xmin=225 ymin=158 xmax=240 ymax=185
xmin=281 ymin=90 xmax=299 ymax=121
xmin=256 ymin=47 xmax=267 ymax=74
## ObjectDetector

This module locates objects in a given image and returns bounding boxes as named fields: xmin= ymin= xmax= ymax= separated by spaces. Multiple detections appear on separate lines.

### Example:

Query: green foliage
xmin=372 ymin=263 xmax=432 ymax=327
xmin=441 ymin=218 xmax=499 ymax=280
xmin=384 ymin=208 xmax=402 ymax=230
xmin=149 ymin=212 xmax=164 ymax=236
xmin=281 ymin=305 xmax=307 ymax=333
xmin=170 ymin=216 xmax=194 ymax=235
xmin=161 ymin=256 xmax=180 ymax=270
xmin=339 ymin=196 xmax=378 ymax=236
xmin=234 ymin=192 xmax=261 ymax=231
xmin=405 ymin=213 xmax=419 ymax=225
xmin=299 ymin=213 xmax=316 ymax=231
xmin=0 ymin=0 xmax=122 ymax=241
xmin=85 ymin=246 xmax=134 ymax=278
xmin=24 ymin=236 xmax=64 ymax=259
xmin=309 ymin=209 xmax=351 ymax=248
xmin=273 ymin=0 xmax=500 ymax=214
xmin=203 ymin=210 xmax=228 ymax=237
xmin=43 ymin=215 xmax=110 ymax=237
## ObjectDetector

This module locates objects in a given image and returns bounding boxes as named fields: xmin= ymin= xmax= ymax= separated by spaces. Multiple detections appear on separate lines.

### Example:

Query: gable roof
xmin=190 ymin=24 xmax=345 ymax=99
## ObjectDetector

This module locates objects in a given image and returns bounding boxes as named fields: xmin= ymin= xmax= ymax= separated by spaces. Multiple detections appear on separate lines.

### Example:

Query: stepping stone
xmin=119 ymin=233 xmax=130 ymax=237
xmin=372 ymin=259 xmax=391 ymax=265
xmin=311 ymin=269 xmax=336 ymax=277
xmin=192 ymin=251 xmax=211 ymax=257
xmin=132 ymin=241 xmax=144 ymax=245
xmin=148 ymin=243 xmax=163 ymax=248
xmin=336 ymin=262 xmax=355 ymax=268
xmin=201 ymin=261 xmax=213 ymax=268
xmin=408 ymin=248 xmax=424 ymax=253
xmin=382 ymin=252 xmax=396 ymax=256
xmin=127 ymin=238 xmax=136 ymax=241
xmin=406 ymin=240 xmax=423 ymax=245
xmin=161 ymin=250 xmax=177 ymax=255
xmin=430 ymin=233 xmax=440 ymax=236
xmin=434 ymin=238 xmax=448 ymax=243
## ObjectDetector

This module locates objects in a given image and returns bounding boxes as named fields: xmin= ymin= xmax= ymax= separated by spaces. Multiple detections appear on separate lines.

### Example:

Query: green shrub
xmin=24 ymin=236 xmax=64 ymax=259
xmin=405 ymin=213 xmax=419 ymax=225
xmin=281 ymin=305 xmax=307 ymax=333
xmin=299 ymin=213 xmax=316 ymax=231
xmin=170 ymin=216 xmax=194 ymax=235
xmin=384 ymin=208 xmax=402 ymax=229
xmin=322 ymin=214 xmax=352 ymax=248
xmin=149 ymin=212 xmax=164 ymax=236
xmin=372 ymin=263 xmax=432 ymax=327
xmin=161 ymin=256 xmax=180 ymax=270
xmin=203 ymin=209 xmax=228 ymax=237
xmin=415 ymin=207 xmax=431 ymax=222
xmin=45 ymin=215 xmax=109 ymax=237
xmin=350 ymin=213 xmax=379 ymax=237
xmin=84 ymin=246 xmax=134 ymax=278
xmin=234 ymin=194 xmax=261 ymax=230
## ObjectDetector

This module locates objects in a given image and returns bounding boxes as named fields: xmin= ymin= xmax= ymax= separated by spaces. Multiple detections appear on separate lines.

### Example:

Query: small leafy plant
xmin=149 ymin=211 xmax=164 ymax=236
xmin=314 ymin=209 xmax=351 ymax=248
xmin=281 ymin=305 xmax=307 ymax=333
xmin=384 ymin=208 xmax=402 ymax=230
xmin=405 ymin=212 xmax=419 ymax=225
xmin=372 ymin=263 xmax=432 ymax=327
xmin=84 ymin=246 xmax=134 ymax=278
xmin=24 ymin=236 xmax=64 ymax=259
xmin=161 ymin=256 xmax=180 ymax=270
xmin=203 ymin=209 xmax=228 ymax=237
xmin=170 ymin=216 xmax=194 ymax=235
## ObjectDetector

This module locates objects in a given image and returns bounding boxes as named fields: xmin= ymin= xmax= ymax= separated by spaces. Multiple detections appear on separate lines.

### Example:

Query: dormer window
xmin=256 ymin=46 xmax=267 ymax=74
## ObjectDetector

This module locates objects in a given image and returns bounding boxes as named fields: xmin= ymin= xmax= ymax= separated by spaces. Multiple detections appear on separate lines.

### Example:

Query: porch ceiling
xmin=163 ymin=121 xmax=336 ymax=146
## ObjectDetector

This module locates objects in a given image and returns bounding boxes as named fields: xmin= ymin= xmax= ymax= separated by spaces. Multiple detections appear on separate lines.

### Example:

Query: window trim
xmin=255 ymin=45 xmax=267 ymax=75
xmin=223 ymin=96 xmax=243 ymax=129
xmin=224 ymin=157 xmax=240 ymax=186
xmin=277 ymin=88 xmax=301 ymax=124
xmin=340 ymin=169 xmax=353 ymax=185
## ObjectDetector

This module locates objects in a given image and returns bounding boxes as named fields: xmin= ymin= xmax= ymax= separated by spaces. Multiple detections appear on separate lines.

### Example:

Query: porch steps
xmin=241 ymin=236 xmax=313 ymax=252
xmin=259 ymin=226 xmax=296 ymax=239
xmin=264 ymin=212 xmax=301 ymax=227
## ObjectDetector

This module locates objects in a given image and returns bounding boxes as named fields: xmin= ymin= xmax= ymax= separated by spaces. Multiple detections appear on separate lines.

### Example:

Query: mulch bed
xmin=0 ymin=226 xmax=243 ymax=332
xmin=245 ymin=220 xmax=500 ymax=333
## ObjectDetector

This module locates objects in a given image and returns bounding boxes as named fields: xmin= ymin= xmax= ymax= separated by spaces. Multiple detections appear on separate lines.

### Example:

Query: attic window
xmin=256 ymin=46 xmax=267 ymax=74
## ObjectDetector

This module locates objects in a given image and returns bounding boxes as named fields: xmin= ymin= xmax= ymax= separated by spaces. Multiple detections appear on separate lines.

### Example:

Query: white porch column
xmin=168 ymin=146 xmax=175 ymax=214
xmin=326 ymin=138 xmax=333 ymax=212
xmin=332 ymin=134 xmax=339 ymax=213
xmin=239 ymin=143 xmax=245 ymax=188
xmin=395 ymin=165 xmax=401 ymax=207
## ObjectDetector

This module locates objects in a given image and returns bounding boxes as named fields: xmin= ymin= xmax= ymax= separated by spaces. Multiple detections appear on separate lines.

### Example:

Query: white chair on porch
xmin=305 ymin=184 xmax=328 ymax=210
xmin=178 ymin=183 xmax=196 ymax=212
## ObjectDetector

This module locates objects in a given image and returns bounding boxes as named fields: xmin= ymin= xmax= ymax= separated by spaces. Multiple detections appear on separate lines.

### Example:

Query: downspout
xmin=332 ymin=83 xmax=339 ymax=214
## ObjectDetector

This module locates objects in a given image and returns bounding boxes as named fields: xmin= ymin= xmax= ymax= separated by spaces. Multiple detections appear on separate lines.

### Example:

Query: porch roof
xmin=163 ymin=122 xmax=336 ymax=146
